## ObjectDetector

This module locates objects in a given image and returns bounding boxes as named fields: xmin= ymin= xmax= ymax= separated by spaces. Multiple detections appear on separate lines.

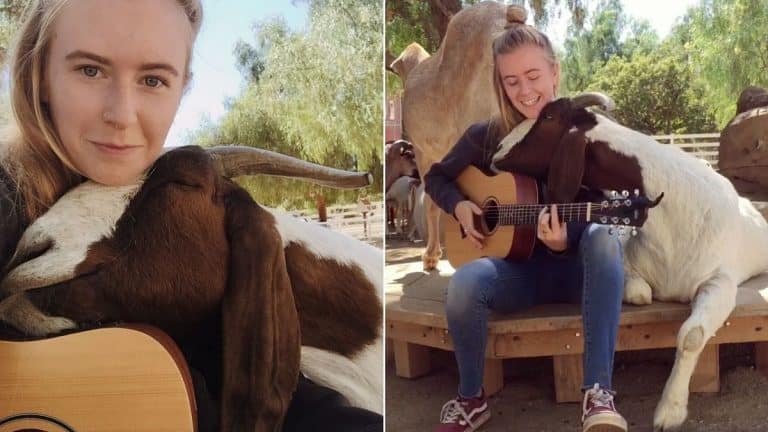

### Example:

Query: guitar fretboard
xmin=486 ymin=203 xmax=593 ymax=225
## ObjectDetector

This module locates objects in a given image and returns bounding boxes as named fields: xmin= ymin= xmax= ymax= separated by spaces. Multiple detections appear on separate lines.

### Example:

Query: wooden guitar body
xmin=442 ymin=166 xmax=538 ymax=269
xmin=0 ymin=326 xmax=196 ymax=432
xmin=442 ymin=166 xmax=654 ymax=269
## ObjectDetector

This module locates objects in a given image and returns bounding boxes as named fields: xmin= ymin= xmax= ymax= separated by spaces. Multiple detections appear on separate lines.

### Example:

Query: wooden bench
xmin=386 ymin=259 xmax=768 ymax=402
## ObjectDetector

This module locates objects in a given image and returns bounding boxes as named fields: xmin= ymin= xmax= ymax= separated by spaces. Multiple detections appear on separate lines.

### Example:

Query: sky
xmin=166 ymin=0 xmax=700 ymax=147
xmin=165 ymin=0 xmax=309 ymax=147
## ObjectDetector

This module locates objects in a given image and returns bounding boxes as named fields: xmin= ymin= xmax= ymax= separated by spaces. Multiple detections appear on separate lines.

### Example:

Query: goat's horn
xmin=571 ymin=92 xmax=616 ymax=112
xmin=207 ymin=145 xmax=373 ymax=189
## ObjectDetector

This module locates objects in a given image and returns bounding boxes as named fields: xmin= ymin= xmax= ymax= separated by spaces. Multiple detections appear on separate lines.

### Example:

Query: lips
xmin=90 ymin=140 xmax=140 ymax=155
xmin=520 ymin=95 xmax=541 ymax=106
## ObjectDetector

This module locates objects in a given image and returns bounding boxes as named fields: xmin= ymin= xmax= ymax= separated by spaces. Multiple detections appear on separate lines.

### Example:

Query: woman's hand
xmin=538 ymin=204 xmax=567 ymax=252
xmin=454 ymin=200 xmax=485 ymax=249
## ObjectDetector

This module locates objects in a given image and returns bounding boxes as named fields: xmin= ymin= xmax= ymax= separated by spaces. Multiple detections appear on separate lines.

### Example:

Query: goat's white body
xmin=385 ymin=176 xmax=419 ymax=234
xmin=267 ymin=208 xmax=384 ymax=414
xmin=582 ymin=115 xmax=768 ymax=429
xmin=585 ymin=115 xmax=768 ymax=300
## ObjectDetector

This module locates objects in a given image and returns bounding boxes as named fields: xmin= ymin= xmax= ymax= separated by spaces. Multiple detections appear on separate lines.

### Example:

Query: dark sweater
xmin=424 ymin=121 xmax=587 ymax=254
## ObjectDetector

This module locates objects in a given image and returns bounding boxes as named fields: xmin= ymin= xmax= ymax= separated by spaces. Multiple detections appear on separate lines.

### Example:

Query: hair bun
xmin=506 ymin=5 xmax=528 ymax=26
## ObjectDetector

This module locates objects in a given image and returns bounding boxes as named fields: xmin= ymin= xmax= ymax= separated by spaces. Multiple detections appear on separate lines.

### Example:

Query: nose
xmin=102 ymin=82 xmax=138 ymax=129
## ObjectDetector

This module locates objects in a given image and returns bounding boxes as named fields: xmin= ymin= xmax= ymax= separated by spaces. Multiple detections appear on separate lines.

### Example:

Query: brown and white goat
xmin=0 ymin=145 xmax=383 ymax=430
xmin=493 ymin=94 xmax=768 ymax=430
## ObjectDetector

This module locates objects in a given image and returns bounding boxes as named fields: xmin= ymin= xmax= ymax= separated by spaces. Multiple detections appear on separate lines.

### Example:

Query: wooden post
xmin=393 ymin=340 xmax=431 ymax=378
xmin=483 ymin=358 xmax=504 ymax=396
xmin=755 ymin=342 xmax=768 ymax=377
xmin=553 ymin=354 xmax=583 ymax=403
xmin=316 ymin=194 xmax=327 ymax=222
xmin=690 ymin=343 xmax=719 ymax=393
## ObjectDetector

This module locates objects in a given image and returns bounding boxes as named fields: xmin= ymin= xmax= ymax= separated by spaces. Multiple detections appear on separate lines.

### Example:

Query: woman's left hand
xmin=537 ymin=204 xmax=567 ymax=252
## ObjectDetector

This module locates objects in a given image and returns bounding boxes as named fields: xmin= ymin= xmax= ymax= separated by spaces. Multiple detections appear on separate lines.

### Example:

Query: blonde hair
xmin=3 ymin=0 xmax=203 ymax=221
xmin=490 ymin=5 xmax=558 ymax=140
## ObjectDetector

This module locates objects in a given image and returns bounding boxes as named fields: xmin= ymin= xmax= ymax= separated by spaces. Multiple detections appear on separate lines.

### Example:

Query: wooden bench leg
xmin=553 ymin=354 xmax=583 ymax=403
xmin=756 ymin=342 xmax=768 ymax=377
xmin=393 ymin=340 xmax=431 ymax=378
xmin=483 ymin=358 xmax=504 ymax=396
xmin=690 ymin=343 xmax=719 ymax=393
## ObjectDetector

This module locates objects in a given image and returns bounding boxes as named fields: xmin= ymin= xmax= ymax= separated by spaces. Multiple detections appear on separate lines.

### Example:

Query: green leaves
xmin=191 ymin=0 xmax=382 ymax=210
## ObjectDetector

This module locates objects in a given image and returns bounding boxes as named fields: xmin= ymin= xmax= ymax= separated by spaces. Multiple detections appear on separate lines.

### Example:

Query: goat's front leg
xmin=623 ymin=264 xmax=653 ymax=305
xmin=422 ymin=195 xmax=442 ymax=270
xmin=653 ymin=269 xmax=736 ymax=431
xmin=0 ymin=294 xmax=76 ymax=336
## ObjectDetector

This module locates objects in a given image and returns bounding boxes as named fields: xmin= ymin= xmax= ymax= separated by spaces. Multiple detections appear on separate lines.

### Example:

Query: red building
xmin=385 ymin=95 xmax=402 ymax=143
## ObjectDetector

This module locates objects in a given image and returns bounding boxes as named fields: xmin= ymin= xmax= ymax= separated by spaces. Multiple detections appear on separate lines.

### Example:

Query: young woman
xmin=1 ymin=1 xmax=381 ymax=431
xmin=424 ymin=6 xmax=627 ymax=432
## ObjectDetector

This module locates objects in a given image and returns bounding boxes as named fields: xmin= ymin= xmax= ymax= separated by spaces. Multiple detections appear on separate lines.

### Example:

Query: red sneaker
xmin=582 ymin=384 xmax=628 ymax=432
xmin=435 ymin=391 xmax=490 ymax=432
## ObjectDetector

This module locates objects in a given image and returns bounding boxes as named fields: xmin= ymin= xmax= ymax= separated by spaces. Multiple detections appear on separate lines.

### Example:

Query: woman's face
xmin=497 ymin=44 xmax=559 ymax=120
xmin=45 ymin=0 xmax=192 ymax=186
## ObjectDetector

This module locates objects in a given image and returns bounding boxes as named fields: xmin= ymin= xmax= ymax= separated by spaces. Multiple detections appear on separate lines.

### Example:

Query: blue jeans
xmin=446 ymin=224 xmax=624 ymax=398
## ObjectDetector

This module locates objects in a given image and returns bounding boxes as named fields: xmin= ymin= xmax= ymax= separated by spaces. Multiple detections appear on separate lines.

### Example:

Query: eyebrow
xmin=64 ymin=50 xmax=179 ymax=77
xmin=503 ymin=68 xmax=543 ymax=79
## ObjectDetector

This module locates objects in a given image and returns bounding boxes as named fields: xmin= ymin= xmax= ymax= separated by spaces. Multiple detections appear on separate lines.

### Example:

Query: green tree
xmin=682 ymin=0 xmax=768 ymax=126
xmin=191 ymin=0 xmax=382 ymax=209
xmin=561 ymin=0 xmax=657 ymax=95
xmin=0 ymin=0 xmax=25 ymax=65
xmin=588 ymin=51 xmax=717 ymax=134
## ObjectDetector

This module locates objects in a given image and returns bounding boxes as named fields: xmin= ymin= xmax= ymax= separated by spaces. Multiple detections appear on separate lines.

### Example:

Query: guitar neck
xmin=493 ymin=202 xmax=593 ymax=225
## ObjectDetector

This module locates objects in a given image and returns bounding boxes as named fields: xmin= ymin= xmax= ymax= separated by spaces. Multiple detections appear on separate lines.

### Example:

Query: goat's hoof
xmin=26 ymin=316 xmax=77 ymax=337
xmin=653 ymin=398 xmax=687 ymax=432
xmin=422 ymin=255 xmax=439 ymax=271
xmin=624 ymin=276 xmax=653 ymax=305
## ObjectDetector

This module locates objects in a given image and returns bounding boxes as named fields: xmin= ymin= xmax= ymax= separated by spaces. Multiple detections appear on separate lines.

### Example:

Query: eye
xmin=143 ymin=76 xmax=167 ymax=88
xmin=78 ymin=65 xmax=101 ymax=78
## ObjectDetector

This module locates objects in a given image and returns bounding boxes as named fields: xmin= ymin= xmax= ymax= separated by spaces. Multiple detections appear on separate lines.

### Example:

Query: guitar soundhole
xmin=482 ymin=199 xmax=499 ymax=234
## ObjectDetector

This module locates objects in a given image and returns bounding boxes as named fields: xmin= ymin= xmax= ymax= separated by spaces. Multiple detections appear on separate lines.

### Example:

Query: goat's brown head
xmin=385 ymin=139 xmax=419 ymax=191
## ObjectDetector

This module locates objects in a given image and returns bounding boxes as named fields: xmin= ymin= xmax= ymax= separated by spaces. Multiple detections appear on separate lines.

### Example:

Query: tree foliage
xmin=191 ymin=0 xmax=382 ymax=209
xmin=588 ymin=52 xmax=717 ymax=134
xmin=682 ymin=0 xmax=768 ymax=126
xmin=561 ymin=0 xmax=657 ymax=95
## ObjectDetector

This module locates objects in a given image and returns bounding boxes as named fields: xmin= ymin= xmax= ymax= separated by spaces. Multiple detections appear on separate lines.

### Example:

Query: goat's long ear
xmin=220 ymin=182 xmax=301 ymax=431
xmin=547 ymin=130 xmax=589 ymax=203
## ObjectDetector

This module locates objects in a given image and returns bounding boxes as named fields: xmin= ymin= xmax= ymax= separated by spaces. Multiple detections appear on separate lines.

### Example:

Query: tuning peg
xmin=600 ymin=216 xmax=608 ymax=224
xmin=624 ymin=199 xmax=632 ymax=206
xmin=618 ymin=226 xmax=626 ymax=236
xmin=631 ymin=227 xmax=638 ymax=236
xmin=634 ymin=189 xmax=640 ymax=197
xmin=623 ymin=217 xmax=630 ymax=225
xmin=622 ymin=190 xmax=629 ymax=198
xmin=612 ymin=216 xmax=619 ymax=224
xmin=608 ymin=226 xmax=615 ymax=235
xmin=601 ymin=200 xmax=609 ymax=208
xmin=609 ymin=190 xmax=617 ymax=198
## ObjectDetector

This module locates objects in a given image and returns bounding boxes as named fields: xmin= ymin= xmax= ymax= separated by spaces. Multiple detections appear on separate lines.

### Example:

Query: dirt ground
xmin=385 ymin=238 xmax=768 ymax=432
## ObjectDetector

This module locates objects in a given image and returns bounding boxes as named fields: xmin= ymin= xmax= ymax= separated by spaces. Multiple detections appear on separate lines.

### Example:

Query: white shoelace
xmin=582 ymin=383 xmax=615 ymax=422
xmin=440 ymin=399 xmax=474 ymax=427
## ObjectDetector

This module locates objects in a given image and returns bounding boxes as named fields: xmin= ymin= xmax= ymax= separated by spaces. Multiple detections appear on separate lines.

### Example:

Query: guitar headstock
xmin=590 ymin=189 xmax=664 ymax=235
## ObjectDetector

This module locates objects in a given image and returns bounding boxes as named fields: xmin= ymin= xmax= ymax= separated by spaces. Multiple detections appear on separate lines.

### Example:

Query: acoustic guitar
xmin=0 ymin=325 xmax=196 ymax=432
xmin=442 ymin=166 xmax=659 ymax=269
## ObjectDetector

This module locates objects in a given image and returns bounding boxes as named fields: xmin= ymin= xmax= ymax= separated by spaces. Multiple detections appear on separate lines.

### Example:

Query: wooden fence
xmin=653 ymin=132 xmax=721 ymax=169
xmin=288 ymin=202 xmax=384 ymax=249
